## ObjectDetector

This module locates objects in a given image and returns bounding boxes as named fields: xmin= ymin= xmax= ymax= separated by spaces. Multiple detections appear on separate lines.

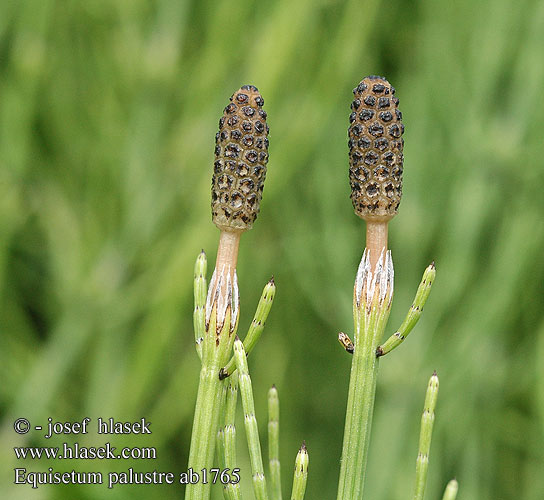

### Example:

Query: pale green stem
xmin=217 ymin=382 xmax=229 ymax=500
xmin=194 ymin=251 xmax=208 ymax=360
xmin=221 ymin=278 xmax=276 ymax=379
xmin=337 ymin=250 xmax=393 ymax=500
xmin=413 ymin=372 xmax=439 ymax=500
xmin=290 ymin=443 xmax=309 ymax=500
xmin=186 ymin=364 xmax=226 ymax=500
xmin=268 ymin=385 xmax=282 ymax=500
xmin=223 ymin=372 xmax=242 ymax=500
xmin=441 ymin=479 xmax=458 ymax=500
xmin=218 ymin=380 xmax=242 ymax=500
xmin=377 ymin=262 xmax=435 ymax=357
xmin=234 ymin=338 xmax=269 ymax=500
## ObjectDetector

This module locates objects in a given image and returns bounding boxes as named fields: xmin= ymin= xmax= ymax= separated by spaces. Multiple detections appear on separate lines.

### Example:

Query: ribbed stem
xmin=216 ymin=382 xmax=230 ymax=500
xmin=290 ymin=443 xmax=309 ymax=500
xmin=268 ymin=385 xmax=282 ymax=500
xmin=194 ymin=251 xmax=208 ymax=360
xmin=234 ymin=338 xmax=269 ymax=500
xmin=221 ymin=278 xmax=276 ymax=379
xmin=377 ymin=262 xmax=436 ymax=357
xmin=336 ymin=312 xmax=382 ymax=499
xmin=336 ymin=250 xmax=393 ymax=500
xmin=185 ymin=364 xmax=225 ymax=500
xmin=414 ymin=372 xmax=439 ymax=500
xmin=223 ymin=372 xmax=242 ymax=500
xmin=441 ymin=479 xmax=458 ymax=500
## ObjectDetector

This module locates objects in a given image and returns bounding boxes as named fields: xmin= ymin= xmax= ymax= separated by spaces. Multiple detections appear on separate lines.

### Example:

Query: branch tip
xmin=338 ymin=332 xmax=354 ymax=354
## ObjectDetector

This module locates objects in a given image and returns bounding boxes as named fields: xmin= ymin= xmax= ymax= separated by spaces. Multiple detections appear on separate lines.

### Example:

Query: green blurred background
xmin=1 ymin=0 xmax=544 ymax=498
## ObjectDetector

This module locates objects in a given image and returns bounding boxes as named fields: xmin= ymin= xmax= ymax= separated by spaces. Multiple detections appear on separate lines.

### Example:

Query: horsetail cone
xmin=348 ymin=76 xmax=404 ymax=222
xmin=212 ymin=85 xmax=269 ymax=232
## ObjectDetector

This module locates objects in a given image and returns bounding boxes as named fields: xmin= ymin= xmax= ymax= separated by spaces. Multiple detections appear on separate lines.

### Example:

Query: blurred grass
xmin=1 ymin=0 xmax=544 ymax=498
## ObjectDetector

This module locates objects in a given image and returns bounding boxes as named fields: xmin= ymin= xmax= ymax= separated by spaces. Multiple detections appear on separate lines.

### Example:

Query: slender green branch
xmin=217 ymin=382 xmax=229 ymax=500
xmin=194 ymin=250 xmax=208 ymax=360
xmin=217 ymin=373 xmax=242 ymax=500
xmin=290 ymin=443 xmax=309 ymax=500
xmin=220 ymin=278 xmax=276 ymax=379
xmin=377 ymin=262 xmax=436 ymax=357
xmin=441 ymin=479 xmax=458 ymax=500
xmin=234 ymin=338 xmax=269 ymax=500
xmin=338 ymin=332 xmax=354 ymax=354
xmin=268 ymin=385 xmax=282 ymax=500
xmin=337 ymin=250 xmax=394 ymax=500
xmin=414 ymin=371 xmax=439 ymax=500
xmin=223 ymin=372 xmax=242 ymax=500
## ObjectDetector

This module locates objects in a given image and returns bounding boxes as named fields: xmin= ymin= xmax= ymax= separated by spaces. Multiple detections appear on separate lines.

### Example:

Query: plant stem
xmin=441 ymin=479 xmax=458 ymax=500
xmin=365 ymin=221 xmax=388 ymax=272
xmin=186 ymin=363 xmax=226 ymax=500
xmin=268 ymin=385 xmax=282 ymax=500
xmin=216 ymin=230 xmax=241 ymax=278
xmin=225 ymin=372 xmax=242 ymax=500
xmin=194 ymin=250 xmax=208 ymax=360
xmin=221 ymin=278 xmax=276 ymax=379
xmin=336 ymin=313 xmax=381 ymax=500
xmin=290 ymin=443 xmax=309 ymax=500
xmin=377 ymin=262 xmax=436 ymax=357
xmin=234 ymin=338 xmax=269 ymax=500
xmin=217 ymin=382 xmax=229 ymax=500
xmin=336 ymin=249 xmax=393 ymax=500
xmin=414 ymin=372 xmax=439 ymax=500
xmin=218 ymin=372 xmax=242 ymax=500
